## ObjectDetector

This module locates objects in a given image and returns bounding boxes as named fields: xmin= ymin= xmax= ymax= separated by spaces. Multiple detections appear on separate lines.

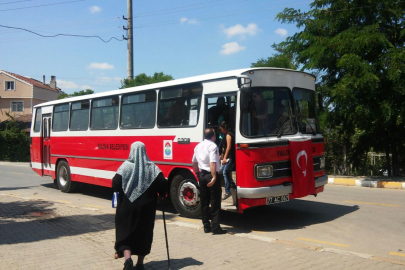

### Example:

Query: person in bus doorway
xmin=192 ymin=128 xmax=227 ymax=235
xmin=218 ymin=120 xmax=236 ymax=200
xmin=112 ymin=142 xmax=168 ymax=270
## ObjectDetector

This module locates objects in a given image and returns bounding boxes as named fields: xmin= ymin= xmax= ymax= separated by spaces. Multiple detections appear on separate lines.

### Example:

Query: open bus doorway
xmin=205 ymin=94 xmax=238 ymax=211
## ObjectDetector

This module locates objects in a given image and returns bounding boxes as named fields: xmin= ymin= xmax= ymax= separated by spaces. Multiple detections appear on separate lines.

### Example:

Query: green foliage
xmin=251 ymin=43 xmax=298 ymax=69
xmin=277 ymin=0 xmax=405 ymax=175
xmin=120 ymin=72 xmax=174 ymax=89
xmin=0 ymin=114 xmax=30 ymax=162
xmin=58 ymin=89 xmax=94 ymax=99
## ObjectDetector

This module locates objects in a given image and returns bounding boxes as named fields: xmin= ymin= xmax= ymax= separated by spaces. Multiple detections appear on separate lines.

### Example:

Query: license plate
xmin=266 ymin=195 xmax=289 ymax=205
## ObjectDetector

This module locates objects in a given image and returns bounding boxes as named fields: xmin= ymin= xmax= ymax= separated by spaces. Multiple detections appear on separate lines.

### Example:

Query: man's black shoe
xmin=204 ymin=226 xmax=211 ymax=233
xmin=212 ymin=228 xmax=227 ymax=235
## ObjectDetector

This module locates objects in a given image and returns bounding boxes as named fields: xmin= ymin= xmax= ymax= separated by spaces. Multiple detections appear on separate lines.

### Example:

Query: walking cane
xmin=161 ymin=200 xmax=171 ymax=270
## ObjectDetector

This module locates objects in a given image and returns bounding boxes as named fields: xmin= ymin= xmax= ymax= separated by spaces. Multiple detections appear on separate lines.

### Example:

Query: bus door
xmin=41 ymin=114 xmax=52 ymax=176
xmin=204 ymin=93 xmax=238 ymax=210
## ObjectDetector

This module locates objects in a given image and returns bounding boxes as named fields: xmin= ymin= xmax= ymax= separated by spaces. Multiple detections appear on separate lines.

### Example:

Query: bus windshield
xmin=240 ymin=87 xmax=296 ymax=137
xmin=293 ymin=88 xmax=318 ymax=134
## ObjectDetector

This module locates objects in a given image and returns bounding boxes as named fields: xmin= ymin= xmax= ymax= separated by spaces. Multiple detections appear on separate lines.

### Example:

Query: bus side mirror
xmin=237 ymin=77 xmax=251 ymax=90
xmin=317 ymin=93 xmax=324 ymax=112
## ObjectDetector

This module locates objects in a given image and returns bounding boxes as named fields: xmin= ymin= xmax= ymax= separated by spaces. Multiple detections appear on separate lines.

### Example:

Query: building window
xmin=5 ymin=81 xmax=15 ymax=90
xmin=11 ymin=101 xmax=23 ymax=112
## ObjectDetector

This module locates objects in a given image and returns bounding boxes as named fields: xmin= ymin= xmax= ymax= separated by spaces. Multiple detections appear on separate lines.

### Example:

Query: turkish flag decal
xmin=289 ymin=138 xmax=315 ymax=198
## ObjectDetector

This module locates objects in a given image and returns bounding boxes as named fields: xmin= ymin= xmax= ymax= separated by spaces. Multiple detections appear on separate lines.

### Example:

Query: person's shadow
xmin=142 ymin=257 xmax=203 ymax=269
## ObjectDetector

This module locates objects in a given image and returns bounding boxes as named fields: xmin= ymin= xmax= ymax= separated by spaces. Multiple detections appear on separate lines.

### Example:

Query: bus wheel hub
xmin=180 ymin=182 xmax=199 ymax=207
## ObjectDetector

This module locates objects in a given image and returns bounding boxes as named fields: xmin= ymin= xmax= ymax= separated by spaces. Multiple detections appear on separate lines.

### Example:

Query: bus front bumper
xmin=237 ymin=175 xmax=328 ymax=199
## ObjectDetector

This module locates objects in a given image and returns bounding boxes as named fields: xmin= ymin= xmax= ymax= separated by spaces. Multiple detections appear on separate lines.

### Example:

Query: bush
xmin=0 ymin=116 xmax=30 ymax=162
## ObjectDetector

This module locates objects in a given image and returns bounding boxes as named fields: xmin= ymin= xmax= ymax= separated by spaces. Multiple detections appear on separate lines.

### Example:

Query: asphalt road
xmin=1 ymin=162 xmax=404 ymax=261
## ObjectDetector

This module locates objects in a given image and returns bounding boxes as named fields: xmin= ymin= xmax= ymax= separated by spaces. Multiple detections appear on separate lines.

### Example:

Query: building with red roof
xmin=0 ymin=70 xmax=63 ymax=122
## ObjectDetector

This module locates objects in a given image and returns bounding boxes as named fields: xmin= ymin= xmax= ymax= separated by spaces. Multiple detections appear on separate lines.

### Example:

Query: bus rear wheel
xmin=170 ymin=174 xmax=201 ymax=219
xmin=56 ymin=160 xmax=77 ymax=193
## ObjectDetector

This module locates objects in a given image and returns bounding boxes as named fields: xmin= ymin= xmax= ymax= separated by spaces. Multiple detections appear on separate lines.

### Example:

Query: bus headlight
xmin=320 ymin=157 xmax=325 ymax=169
xmin=256 ymin=165 xmax=273 ymax=179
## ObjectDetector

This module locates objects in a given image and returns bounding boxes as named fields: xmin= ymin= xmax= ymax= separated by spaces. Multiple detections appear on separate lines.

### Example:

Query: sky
xmin=0 ymin=0 xmax=312 ymax=94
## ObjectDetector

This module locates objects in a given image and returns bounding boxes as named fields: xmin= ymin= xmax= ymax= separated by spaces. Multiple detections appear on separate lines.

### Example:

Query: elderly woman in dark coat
xmin=113 ymin=142 xmax=168 ymax=270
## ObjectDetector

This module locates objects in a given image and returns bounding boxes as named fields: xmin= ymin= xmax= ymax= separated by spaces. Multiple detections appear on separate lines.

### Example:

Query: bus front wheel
xmin=170 ymin=175 xmax=201 ymax=219
xmin=56 ymin=161 xmax=77 ymax=193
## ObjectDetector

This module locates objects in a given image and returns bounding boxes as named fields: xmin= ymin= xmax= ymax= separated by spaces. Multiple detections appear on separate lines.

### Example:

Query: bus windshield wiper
xmin=277 ymin=118 xmax=291 ymax=138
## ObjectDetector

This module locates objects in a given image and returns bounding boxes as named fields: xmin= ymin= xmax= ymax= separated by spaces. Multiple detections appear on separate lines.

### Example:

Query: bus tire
xmin=170 ymin=174 xmax=201 ymax=219
xmin=56 ymin=160 xmax=77 ymax=193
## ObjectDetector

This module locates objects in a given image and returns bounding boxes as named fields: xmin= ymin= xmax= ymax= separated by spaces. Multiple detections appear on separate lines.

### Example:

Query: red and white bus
xmin=30 ymin=68 xmax=327 ymax=218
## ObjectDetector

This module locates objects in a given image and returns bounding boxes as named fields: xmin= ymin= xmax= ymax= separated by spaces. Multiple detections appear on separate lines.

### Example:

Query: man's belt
xmin=200 ymin=170 xmax=211 ymax=177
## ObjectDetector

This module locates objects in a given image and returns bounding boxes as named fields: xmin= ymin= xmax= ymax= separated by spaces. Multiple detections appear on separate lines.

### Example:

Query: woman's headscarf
xmin=117 ymin=142 xmax=162 ymax=202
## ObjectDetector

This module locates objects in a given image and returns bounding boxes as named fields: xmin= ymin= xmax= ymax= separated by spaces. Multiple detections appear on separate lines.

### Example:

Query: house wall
xmin=0 ymin=73 xmax=60 ymax=122
xmin=0 ymin=73 xmax=32 ymax=98
xmin=32 ymin=86 xmax=59 ymax=101
xmin=0 ymin=97 xmax=33 ymax=122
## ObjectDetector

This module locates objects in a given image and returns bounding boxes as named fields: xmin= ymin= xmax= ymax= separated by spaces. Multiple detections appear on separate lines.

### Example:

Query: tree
xmin=58 ymin=89 xmax=94 ymax=99
xmin=120 ymin=72 xmax=174 ymax=89
xmin=251 ymin=43 xmax=298 ymax=69
xmin=276 ymin=0 xmax=405 ymax=176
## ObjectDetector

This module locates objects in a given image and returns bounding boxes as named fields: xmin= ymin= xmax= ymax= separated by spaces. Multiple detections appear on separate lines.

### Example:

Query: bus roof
xmin=34 ymin=67 xmax=314 ymax=108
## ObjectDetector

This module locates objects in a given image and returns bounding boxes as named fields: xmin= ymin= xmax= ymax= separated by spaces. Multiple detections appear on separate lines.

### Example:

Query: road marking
xmin=33 ymin=197 xmax=47 ymax=200
xmin=251 ymin=230 xmax=266 ymax=234
xmin=173 ymin=217 xmax=201 ymax=223
xmin=344 ymin=200 xmax=400 ymax=207
xmin=85 ymin=204 xmax=106 ymax=209
xmin=389 ymin=252 xmax=405 ymax=258
xmin=11 ymin=172 xmax=23 ymax=175
xmin=54 ymin=200 xmax=72 ymax=204
xmin=333 ymin=178 xmax=356 ymax=185
xmin=297 ymin=237 xmax=350 ymax=247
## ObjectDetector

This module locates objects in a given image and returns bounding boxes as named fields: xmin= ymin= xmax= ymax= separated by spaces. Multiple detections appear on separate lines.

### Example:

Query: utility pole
xmin=127 ymin=0 xmax=134 ymax=79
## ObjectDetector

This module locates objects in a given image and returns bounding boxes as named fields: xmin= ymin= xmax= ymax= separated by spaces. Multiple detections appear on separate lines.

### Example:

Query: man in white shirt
xmin=192 ymin=128 xmax=227 ymax=235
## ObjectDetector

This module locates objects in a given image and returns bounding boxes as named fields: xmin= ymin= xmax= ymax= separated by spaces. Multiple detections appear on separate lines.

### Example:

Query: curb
xmin=328 ymin=178 xmax=405 ymax=190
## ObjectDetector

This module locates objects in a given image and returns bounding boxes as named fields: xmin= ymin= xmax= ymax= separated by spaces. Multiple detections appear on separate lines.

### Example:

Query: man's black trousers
xmin=199 ymin=172 xmax=222 ymax=231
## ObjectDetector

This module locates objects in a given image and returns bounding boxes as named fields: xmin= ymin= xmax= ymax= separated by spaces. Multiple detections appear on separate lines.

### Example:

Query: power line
xmin=0 ymin=17 xmax=120 ymax=35
xmin=131 ymin=0 xmax=312 ymax=29
xmin=0 ymin=24 xmax=123 ymax=42
xmin=0 ymin=0 xmax=89 ymax=11
xmin=0 ymin=0 xmax=33 ymax=5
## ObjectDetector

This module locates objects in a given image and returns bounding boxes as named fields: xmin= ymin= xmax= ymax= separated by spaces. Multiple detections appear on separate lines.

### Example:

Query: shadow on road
xmin=144 ymin=257 xmax=203 ymax=269
xmin=0 ymin=186 xmax=37 ymax=191
xmin=41 ymin=182 xmax=114 ymax=201
xmin=219 ymin=199 xmax=359 ymax=233
xmin=0 ymin=199 xmax=114 ymax=245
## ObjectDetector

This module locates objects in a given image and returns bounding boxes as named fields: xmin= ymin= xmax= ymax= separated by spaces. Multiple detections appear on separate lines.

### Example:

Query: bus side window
xmin=91 ymin=96 xmax=119 ymax=130
xmin=121 ymin=91 xmax=156 ymax=129
xmin=53 ymin=104 xmax=69 ymax=132
xmin=33 ymin=108 xmax=42 ymax=132
xmin=70 ymin=100 xmax=90 ymax=131
xmin=158 ymin=84 xmax=202 ymax=127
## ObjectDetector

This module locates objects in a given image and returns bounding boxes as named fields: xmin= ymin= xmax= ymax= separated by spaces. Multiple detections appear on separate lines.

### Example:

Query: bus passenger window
xmin=53 ymin=104 xmax=69 ymax=132
xmin=70 ymin=101 xmax=90 ymax=131
xmin=121 ymin=91 xmax=156 ymax=129
xmin=158 ymin=84 xmax=202 ymax=127
xmin=34 ymin=108 xmax=42 ymax=132
xmin=91 ymin=96 xmax=119 ymax=130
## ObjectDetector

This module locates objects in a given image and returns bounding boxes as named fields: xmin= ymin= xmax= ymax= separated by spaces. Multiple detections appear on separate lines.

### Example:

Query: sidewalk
xmin=1 ymin=194 xmax=404 ymax=270
xmin=328 ymin=175 xmax=405 ymax=190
